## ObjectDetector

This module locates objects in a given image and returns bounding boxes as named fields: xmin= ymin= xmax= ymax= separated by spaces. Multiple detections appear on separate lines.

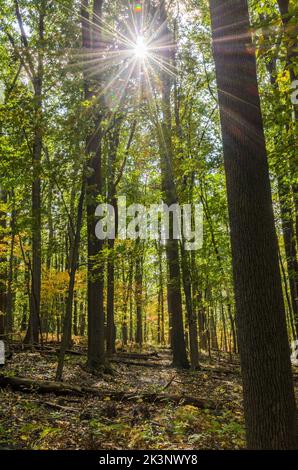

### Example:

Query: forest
xmin=0 ymin=0 xmax=297 ymax=455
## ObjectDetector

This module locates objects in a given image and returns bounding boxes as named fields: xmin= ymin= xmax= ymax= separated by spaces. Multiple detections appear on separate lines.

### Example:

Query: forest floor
xmin=0 ymin=343 xmax=297 ymax=450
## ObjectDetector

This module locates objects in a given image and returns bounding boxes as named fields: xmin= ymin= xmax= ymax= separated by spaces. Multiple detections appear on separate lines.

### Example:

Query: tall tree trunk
xmin=180 ymin=247 xmax=199 ymax=369
xmin=198 ymin=306 xmax=208 ymax=351
xmin=0 ymin=189 xmax=7 ymax=339
xmin=209 ymin=0 xmax=297 ymax=449
xmin=56 ymin=179 xmax=85 ymax=381
xmin=191 ymin=253 xmax=208 ymax=352
xmin=135 ymin=241 xmax=143 ymax=348
xmin=122 ymin=258 xmax=133 ymax=346
xmin=79 ymin=301 xmax=86 ymax=337
xmin=46 ymin=185 xmax=54 ymax=271
xmin=221 ymin=305 xmax=228 ymax=352
xmin=6 ymin=196 xmax=15 ymax=334
xmin=209 ymin=309 xmax=218 ymax=350
xmin=129 ymin=277 xmax=133 ymax=344
xmin=82 ymin=0 xmax=106 ymax=370
xmin=24 ymin=3 xmax=46 ymax=345
xmin=106 ymin=237 xmax=116 ymax=353
xmin=157 ymin=242 xmax=165 ymax=345
xmin=25 ymin=84 xmax=42 ymax=344
xmin=73 ymin=293 xmax=78 ymax=337
xmin=227 ymin=302 xmax=238 ymax=354
xmin=157 ymin=0 xmax=188 ymax=368
xmin=106 ymin=120 xmax=121 ymax=355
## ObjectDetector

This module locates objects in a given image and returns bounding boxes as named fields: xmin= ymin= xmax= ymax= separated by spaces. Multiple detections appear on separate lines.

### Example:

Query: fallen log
xmin=41 ymin=348 xmax=85 ymax=357
xmin=0 ymin=375 xmax=84 ymax=395
xmin=0 ymin=374 xmax=217 ymax=409
xmin=201 ymin=365 xmax=241 ymax=376
xmin=114 ymin=352 xmax=159 ymax=360
xmin=42 ymin=401 xmax=78 ymax=412
xmin=110 ymin=358 xmax=166 ymax=368
xmin=11 ymin=344 xmax=85 ymax=357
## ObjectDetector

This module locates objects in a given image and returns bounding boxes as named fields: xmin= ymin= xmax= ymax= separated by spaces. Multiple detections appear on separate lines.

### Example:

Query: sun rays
xmin=65 ymin=1 xmax=177 ymax=119
xmin=134 ymin=35 xmax=148 ymax=59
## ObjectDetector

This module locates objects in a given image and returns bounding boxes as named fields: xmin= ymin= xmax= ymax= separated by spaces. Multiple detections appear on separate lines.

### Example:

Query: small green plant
xmin=89 ymin=419 xmax=130 ymax=440
xmin=173 ymin=405 xmax=201 ymax=435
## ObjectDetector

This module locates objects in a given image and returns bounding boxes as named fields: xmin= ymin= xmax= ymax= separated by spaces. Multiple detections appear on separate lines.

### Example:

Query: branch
xmin=4 ymin=63 xmax=22 ymax=102
xmin=43 ymin=146 xmax=76 ymax=237
xmin=114 ymin=120 xmax=137 ymax=190
xmin=14 ymin=0 xmax=36 ymax=77
xmin=5 ymin=30 xmax=33 ymax=81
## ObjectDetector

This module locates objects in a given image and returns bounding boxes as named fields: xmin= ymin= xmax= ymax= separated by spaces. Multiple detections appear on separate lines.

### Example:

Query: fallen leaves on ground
xmin=0 ymin=347 xmax=256 ymax=450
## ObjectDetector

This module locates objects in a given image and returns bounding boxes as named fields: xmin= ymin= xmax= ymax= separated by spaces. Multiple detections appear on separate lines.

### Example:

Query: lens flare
xmin=134 ymin=36 xmax=147 ymax=59
xmin=134 ymin=4 xmax=142 ymax=13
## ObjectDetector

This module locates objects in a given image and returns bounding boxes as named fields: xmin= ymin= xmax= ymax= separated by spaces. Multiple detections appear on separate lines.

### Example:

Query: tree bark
xmin=106 ymin=120 xmax=121 ymax=355
xmin=56 ymin=179 xmax=85 ymax=381
xmin=6 ymin=193 xmax=15 ymax=333
xmin=135 ymin=241 xmax=143 ymax=348
xmin=180 ymin=247 xmax=199 ymax=369
xmin=122 ymin=258 xmax=133 ymax=346
xmin=0 ymin=189 xmax=7 ymax=339
xmin=157 ymin=242 xmax=165 ymax=345
xmin=82 ymin=0 xmax=106 ymax=370
xmin=23 ymin=4 xmax=46 ymax=345
xmin=157 ymin=0 xmax=189 ymax=369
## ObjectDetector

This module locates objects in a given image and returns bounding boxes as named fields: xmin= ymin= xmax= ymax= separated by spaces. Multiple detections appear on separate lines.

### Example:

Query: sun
xmin=134 ymin=36 xmax=148 ymax=59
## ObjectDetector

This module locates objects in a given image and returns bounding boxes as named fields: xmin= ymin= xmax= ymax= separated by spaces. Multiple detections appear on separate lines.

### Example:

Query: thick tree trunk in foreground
xmin=209 ymin=0 xmax=297 ymax=449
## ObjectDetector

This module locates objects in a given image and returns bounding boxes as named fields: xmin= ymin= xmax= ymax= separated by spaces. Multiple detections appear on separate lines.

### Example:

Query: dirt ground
xmin=0 ymin=345 xmax=297 ymax=450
